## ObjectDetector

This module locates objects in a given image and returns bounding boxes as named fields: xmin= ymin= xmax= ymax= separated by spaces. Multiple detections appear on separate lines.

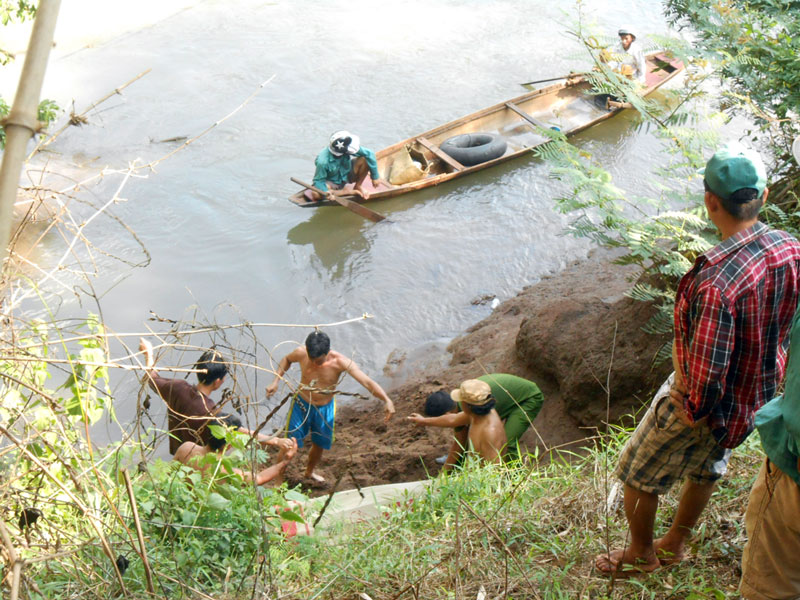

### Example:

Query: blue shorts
xmin=285 ymin=395 xmax=336 ymax=450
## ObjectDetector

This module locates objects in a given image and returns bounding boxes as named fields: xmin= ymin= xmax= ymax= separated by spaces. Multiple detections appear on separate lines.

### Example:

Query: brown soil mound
xmin=285 ymin=249 xmax=669 ymax=496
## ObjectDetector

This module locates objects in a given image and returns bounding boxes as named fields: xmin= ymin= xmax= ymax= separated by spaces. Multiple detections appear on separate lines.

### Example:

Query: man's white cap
xmin=792 ymin=136 xmax=800 ymax=164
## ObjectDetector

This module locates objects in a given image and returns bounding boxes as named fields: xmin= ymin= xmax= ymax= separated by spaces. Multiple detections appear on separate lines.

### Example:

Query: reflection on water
xmin=287 ymin=208 xmax=374 ymax=280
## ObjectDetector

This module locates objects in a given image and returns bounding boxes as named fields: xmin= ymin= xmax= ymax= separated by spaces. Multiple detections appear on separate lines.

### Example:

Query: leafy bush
xmin=663 ymin=0 xmax=800 ymax=209
xmin=129 ymin=456 xmax=306 ymax=596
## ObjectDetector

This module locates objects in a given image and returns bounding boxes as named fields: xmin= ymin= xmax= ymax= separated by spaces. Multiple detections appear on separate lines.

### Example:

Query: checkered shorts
xmin=614 ymin=375 xmax=732 ymax=495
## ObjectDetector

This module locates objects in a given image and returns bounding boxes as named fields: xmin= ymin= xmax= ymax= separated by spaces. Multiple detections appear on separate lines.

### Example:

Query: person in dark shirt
xmin=140 ymin=338 xmax=295 ymax=457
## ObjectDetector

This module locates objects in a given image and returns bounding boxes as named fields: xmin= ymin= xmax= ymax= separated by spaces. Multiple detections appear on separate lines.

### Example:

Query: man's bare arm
xmin=407 ymin=412 xmax=470 ymax=429
xmin=255 ymin=440 xmax=297 ymax=485
xmin=341 ymin=357 xmax=395 ymax=423
xmin=237 ymin=427 xmax=295 ymax=451
xmin=266 ymin=346 xmax=303 ymax=396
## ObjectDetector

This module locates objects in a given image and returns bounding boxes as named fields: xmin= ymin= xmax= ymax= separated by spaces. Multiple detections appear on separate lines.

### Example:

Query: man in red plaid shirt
xmin=596 ymin=143 xmax=800 ymax=576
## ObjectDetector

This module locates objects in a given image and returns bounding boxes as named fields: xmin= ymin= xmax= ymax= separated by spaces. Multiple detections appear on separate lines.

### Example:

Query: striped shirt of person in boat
xmin=308 ymin=130 xmax=387 ymax=202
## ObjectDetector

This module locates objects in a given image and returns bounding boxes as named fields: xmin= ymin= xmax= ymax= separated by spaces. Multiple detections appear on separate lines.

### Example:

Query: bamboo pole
xmin=0 ymin=0 xmax=61 ymax=271
xmin=0 ymin=518 xmax=21 ymax=600
xmin=122 ymin=469 xmax=155 ymax=595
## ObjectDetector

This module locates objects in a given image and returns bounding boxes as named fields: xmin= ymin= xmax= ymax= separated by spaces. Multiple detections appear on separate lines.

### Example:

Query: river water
xmin=4 ymin=0 xmax=683 ymax=447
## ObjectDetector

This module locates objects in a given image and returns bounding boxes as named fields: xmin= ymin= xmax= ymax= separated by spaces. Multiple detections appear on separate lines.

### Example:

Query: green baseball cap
xmin=701 ymin=142 xmax=767 ymax=201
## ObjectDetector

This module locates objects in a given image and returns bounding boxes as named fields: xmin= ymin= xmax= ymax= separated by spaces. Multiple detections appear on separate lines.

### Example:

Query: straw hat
xmin=450 ymin=379 xmax=492 ymax=406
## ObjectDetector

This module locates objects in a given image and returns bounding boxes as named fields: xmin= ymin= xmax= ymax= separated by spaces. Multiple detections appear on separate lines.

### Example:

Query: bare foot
xmin=653 ymin=537 xmax=686 ymax=566
xmin=304 ymin=471 xmax=326 ymax=484
xmin=595 ymin=548 xmax=660 ymax=577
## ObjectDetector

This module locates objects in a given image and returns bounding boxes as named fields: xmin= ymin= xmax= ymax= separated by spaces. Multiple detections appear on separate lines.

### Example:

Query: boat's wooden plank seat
xmin=415 ymin=136 xmax=465 ymax=172
xmin=504 ymin=102 xmax=551 ymax=131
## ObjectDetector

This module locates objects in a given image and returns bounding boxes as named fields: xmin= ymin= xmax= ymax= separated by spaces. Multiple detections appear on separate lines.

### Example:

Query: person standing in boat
xmin=308 ymin=131 xmax=386 ymax=202
xmin=602 ymin=28 xmax=646 ymax=86
xmin=266 ymin=330 xmax=396 ymax=483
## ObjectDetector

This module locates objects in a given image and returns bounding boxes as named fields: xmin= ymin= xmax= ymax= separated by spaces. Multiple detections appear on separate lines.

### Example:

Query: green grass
xmin=5 ymin=425 xmax=762 ymax=599
xmin=261 ymin=428 xmax=761 ymax=599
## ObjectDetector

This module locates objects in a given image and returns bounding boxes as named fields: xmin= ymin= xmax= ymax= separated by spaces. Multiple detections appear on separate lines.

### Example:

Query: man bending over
xmin=451 ymin=379 xmax=506 ymax=464
xmin=409 ymin=373 xmax=543 ymax=468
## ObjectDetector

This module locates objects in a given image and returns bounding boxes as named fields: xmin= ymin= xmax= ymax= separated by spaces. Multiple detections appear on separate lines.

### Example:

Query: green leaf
xmin=206 ymin=492 xmax=231 ymax=510
xmin=277 ymin=509 xmax=305 ymax=524
xmin=285 ymin=489 xmax=308 ymax=503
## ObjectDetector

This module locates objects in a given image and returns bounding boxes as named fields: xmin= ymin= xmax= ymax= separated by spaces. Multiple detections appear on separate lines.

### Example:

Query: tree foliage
xmin=0 ymin=0 xmax=36 ymax=63
xmin=663 ymin=0 xmax=800 ymax=206
xmin=535 ymin=2 xmax=800 ymax=356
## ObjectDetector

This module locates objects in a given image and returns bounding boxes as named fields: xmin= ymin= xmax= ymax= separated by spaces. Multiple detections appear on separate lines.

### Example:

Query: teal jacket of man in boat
xmin=312 ymin=146 xmax=380 ymax=192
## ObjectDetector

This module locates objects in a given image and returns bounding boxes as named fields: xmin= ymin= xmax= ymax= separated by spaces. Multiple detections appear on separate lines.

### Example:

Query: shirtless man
xmin=449 ymin=379 xmax=507 ymax=465
xmin=174 ymin=413 xmax=298 ymax=486
xmin=408 ymin=373 xmax=544 ymax=468
xmin=266 ymin=330 xmax=395 ymax=482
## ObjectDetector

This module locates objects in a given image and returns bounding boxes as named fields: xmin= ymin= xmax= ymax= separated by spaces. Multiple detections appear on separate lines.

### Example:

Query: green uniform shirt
xmin=453 ymin=374 xmax=544 ymax=455
xmin=478 ymin=374 xmax=543 ymax=424
xmin=755 ymin=309 xmax=800 ymax=486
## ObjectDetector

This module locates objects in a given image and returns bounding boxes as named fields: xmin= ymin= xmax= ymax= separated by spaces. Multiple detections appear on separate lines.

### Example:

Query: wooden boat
xmin=289 ymin=53 xmax=683 ymax=207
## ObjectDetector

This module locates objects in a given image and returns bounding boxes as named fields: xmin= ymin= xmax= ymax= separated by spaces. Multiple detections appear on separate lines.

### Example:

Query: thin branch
xmin=29 ymin=69 xmax=152 ymax=158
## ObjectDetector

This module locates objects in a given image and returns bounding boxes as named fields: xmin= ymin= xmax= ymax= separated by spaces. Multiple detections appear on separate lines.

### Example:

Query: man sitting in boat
xmin=410 ymin=379 xmax=508 ymax=468
xmin=601 ymin=27 xmax=646 ymax=85
xmin=308 ymin=131 xmax=387 ymax=202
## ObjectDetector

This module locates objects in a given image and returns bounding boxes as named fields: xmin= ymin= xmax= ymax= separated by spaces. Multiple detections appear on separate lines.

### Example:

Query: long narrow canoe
xmin=289 ymin=53 xmax=683 ymax=207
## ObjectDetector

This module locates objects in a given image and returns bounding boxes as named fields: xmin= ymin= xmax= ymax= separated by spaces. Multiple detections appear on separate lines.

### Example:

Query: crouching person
xmin=174 ymin=413 xmax=297 ymax=487
xmin=424 ymin=379 xmax=507 ymax=466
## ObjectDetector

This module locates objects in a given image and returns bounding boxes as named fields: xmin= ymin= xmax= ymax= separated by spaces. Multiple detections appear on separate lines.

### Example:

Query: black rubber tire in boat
xmin=440 ymin=133 xmax=507 ymax=167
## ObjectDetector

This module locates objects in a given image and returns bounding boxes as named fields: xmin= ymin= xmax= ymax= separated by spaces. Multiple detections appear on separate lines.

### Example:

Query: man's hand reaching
xmin=384 ymin=399 xmax=395 ymax=424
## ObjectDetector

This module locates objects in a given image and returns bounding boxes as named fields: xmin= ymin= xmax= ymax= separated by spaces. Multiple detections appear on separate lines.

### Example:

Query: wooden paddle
xmin=519 ymin=75 xmax=568 ymax=87
xmin=290 ymin=178 xmax=388 ymax=223
xmin=520 ymin=73 xmax=584 ymax=87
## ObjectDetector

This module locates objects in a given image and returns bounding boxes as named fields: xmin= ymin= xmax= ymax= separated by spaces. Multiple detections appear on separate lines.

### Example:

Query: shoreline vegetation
xmin=2 ymin=0 xmax=799 ymax=598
